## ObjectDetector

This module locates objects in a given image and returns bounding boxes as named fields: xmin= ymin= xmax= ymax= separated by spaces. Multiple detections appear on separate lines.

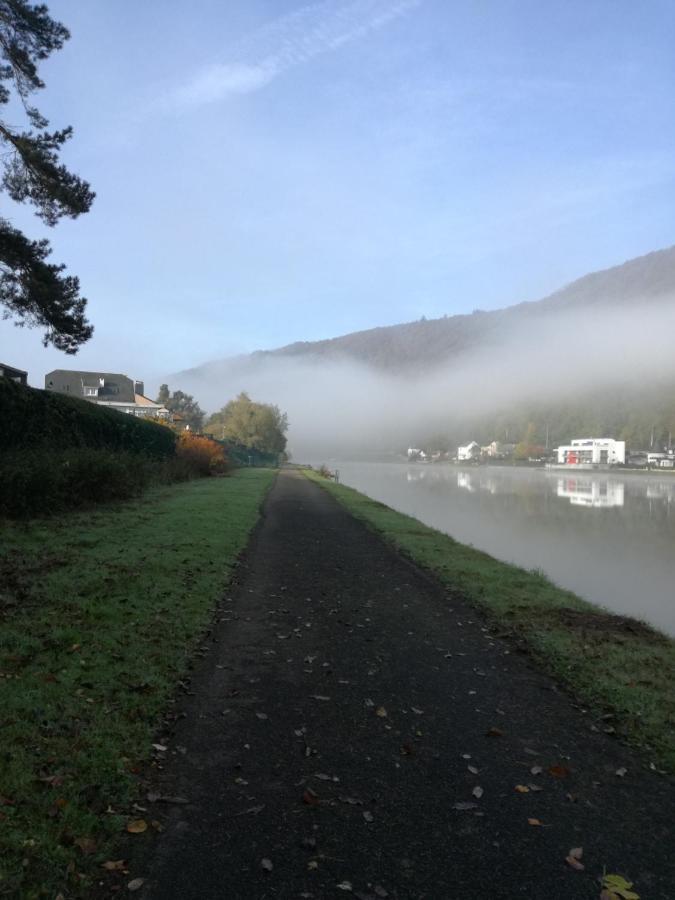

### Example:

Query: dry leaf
xmin=75 ymin=837 xmax=96 ymax=855
xmin=102 ymin=860 xmax=126 ymax=871
xmin=615 ymin=767 xmax=628 ymax=777
xmin=337 ymin=882 xmax=353 ymax=891
xmin=468 ymin=765 xmax=479 ymax=774
xmin=602 ymin=874 xmax=640 ymax=899
xmin=375 ymin=706 xmax=388 ymax=718
xmin=126 ymin=819 xmax=148 ymax=834
xmin=472 ymin=786 xmax=483 ymax=799
xmin=128 ymin=878 xmax=145 ymax=892
xmin=565 ymin=847 xmax=584 ymax=871
xmin=486 ymin=726 xmax=503 ymax=737
xmin=527 ymin=818 xmax=544 ymax=826
xmin=514 ymin=784 xmax=530 ymax=793
xmin=548 ymin=764 xmax=570 ymax=778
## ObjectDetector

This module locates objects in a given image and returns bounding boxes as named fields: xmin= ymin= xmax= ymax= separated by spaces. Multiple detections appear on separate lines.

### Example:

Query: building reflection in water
xmin=556 ymin=477 xmax=624 ymax=508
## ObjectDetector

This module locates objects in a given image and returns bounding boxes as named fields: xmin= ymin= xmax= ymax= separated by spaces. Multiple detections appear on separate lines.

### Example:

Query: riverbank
xmin=0 ymin=469 xmax=274 ymax=898
xmin=306 ymin=470 xmax=675 ymax=772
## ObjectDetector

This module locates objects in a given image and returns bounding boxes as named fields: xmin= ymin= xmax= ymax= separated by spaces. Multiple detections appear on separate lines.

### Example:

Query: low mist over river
xmin=318 ymin=463 xmax=675 ymax=636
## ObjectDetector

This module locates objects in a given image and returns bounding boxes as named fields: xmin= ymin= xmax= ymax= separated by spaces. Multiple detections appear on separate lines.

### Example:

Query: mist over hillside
xmin=175 ymin=246 xmax=675 ymax=458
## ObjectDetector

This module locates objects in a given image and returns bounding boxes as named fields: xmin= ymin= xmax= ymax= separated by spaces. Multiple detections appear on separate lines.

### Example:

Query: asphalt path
xmin=134 ymin=470 xmax=674 ymax=899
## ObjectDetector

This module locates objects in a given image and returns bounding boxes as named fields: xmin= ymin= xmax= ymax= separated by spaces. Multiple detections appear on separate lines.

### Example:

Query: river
xmin=322 ymin=462 xmax=675 ymax=636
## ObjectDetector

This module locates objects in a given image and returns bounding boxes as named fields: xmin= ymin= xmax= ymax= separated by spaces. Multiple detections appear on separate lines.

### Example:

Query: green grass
xmin=0 ymin=469 xmax=275 ymax=898
xmin=306 ymin=470 xmax=675 ymax=772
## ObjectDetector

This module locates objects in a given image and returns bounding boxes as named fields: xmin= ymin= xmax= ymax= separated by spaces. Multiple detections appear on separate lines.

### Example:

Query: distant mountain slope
xmin=181 ymin=244 xmax=675 ymax=380
xmin=250 ymin=245 xmax=675 ymax=371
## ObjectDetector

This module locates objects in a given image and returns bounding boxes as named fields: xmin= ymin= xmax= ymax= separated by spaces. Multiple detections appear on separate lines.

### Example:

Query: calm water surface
xmin=326 ymin=462 xmax=675 ymax=636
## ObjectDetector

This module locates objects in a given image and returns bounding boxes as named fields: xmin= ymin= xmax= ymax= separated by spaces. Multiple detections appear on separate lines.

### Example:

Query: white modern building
xmin=457 ymin=441 xmax=480 ymax=461
xmin=556 ymin=438 xmax=625 ymax=466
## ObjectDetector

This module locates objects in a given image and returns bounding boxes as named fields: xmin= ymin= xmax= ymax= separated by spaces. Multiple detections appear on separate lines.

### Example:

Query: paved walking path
xmin=136 ymin=471 xmax=673 ymax=899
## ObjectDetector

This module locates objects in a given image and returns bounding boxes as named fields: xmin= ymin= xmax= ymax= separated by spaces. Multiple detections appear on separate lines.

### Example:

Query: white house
xmin=457 ymin=441 xmax=481 ymax=461
xmin=556 ymin=438 xmax=625 ymax=466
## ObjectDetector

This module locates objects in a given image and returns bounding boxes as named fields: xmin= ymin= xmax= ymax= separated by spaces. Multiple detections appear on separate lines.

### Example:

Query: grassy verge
xmin=0 ymin=469 xmax=275 ymax=898
xmin=305 ymin=470 xmax=675 ymax=772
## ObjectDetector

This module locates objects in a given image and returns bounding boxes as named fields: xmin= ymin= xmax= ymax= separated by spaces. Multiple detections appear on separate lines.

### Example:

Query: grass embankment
xmin=306 ymin=470 xmax=675 ymax=772
xmin=0 ymin=469 xmax=275 ymax=898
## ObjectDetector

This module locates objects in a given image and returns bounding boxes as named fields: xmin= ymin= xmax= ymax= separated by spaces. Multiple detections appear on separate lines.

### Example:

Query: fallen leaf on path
xmin=411 ymin=707 xmax=424 ymax=715
xmin=601 ymin=874 xmax=640 ymax=899
xmin=152 ymin=743 xmax=167 ymax=752
xmin=303 ymin=789 xmax=319 ymax=806
xmin=548 ymin=764 xmax=570 ymax=778
xmin=307 ymin=860 xmax=319 ymax=870
xmin=127 ymin=878 xmax=145 ymax=892
xmin=530 ymin=766 xmax=543 ymax=775
xmin=527 ymin=818 xmax=544 ymax=826
xmin=515 ymin=784 xmax=530 ymax=793
xmin=261 ymin=858 xmax=273 ymax=872
xmin=472 ymin=786 xmax=484 ymax=799
xmin=375 ymin=706 xmax=388 ymax=718
xmin=102 ymin=860 xmax=126 ymax=871
xmin=337 ymin=882 xmax=353 ymax=891
xmin=486 ymin=726 xmax=503 ymax=737
xmin=467 ymin=765 xmax=479 ymax=774
xmin=126 ymin=819 xmax=147 ymax=834
xmin=565 ymin=847 xmax=584 ymax=870
xmin=615 ymin=767 xmax=628 ymax=777
xmin=255 ymin=712 xmax=268 ymax=720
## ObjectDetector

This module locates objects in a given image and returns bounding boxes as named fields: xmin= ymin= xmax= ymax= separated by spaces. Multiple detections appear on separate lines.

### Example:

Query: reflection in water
xmin=556 ymin=478 xmax=625 ymax=508
xmin=326 ymin=462 xmax=675 ymax=636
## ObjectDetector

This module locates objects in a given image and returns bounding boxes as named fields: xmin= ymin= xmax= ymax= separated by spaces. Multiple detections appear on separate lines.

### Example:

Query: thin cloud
xmin=171 ymin=0 xmax=423 ymax=108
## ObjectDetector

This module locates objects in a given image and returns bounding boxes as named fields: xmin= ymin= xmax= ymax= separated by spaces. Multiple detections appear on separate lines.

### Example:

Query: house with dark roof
xmin=44 ymin=370 xmax=169 ymax=419
xmin=1 ymin=362 xmax=28 ymax=385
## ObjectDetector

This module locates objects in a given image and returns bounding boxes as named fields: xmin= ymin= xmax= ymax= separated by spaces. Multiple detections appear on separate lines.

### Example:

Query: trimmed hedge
xmin=0 ymin=378 xmax=176 ymax=457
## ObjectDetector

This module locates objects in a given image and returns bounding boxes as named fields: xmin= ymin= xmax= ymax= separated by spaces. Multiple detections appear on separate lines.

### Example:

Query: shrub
xmin=176 ymin=433 xmax=230 ymax=477
xmin=0 ymin=449 xmax=153 ymax=518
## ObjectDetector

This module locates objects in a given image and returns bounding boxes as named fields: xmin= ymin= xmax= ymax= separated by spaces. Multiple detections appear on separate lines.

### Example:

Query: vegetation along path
xmin=136 ymin=470 xmax=674 ymax=900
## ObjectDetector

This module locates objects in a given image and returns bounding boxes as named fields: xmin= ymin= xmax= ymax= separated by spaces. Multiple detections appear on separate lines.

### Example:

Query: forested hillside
xmin=178 ymin=245 xmax=675 ymax=454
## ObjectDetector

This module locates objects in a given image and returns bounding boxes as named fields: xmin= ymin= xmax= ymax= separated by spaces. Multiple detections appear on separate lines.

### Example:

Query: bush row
xmin=0 ymin=434 xmax=230 ymax=518
xmin=0 ymin=378 xmax=176 ymax=457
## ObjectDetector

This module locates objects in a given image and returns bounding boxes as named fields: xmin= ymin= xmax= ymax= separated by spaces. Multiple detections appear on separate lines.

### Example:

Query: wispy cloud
xmin=171 ymin=0 xmax=423 ymax=108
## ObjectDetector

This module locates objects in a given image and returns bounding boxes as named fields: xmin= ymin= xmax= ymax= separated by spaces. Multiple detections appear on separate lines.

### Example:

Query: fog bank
xmin=174 ymin=299 xmax=675 ymax=458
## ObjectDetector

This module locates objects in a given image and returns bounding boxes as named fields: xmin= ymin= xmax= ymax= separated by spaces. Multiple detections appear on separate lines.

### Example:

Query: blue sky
xmin=2 ymin=0 xmax=674 ymax=390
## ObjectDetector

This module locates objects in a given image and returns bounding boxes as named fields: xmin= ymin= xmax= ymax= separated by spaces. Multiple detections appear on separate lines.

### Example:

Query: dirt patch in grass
xmin=554 ymin=607 xmax=668 ymax=644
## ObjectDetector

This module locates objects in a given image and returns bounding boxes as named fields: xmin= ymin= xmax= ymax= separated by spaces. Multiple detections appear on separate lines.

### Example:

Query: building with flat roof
xmin=556 ymin=438 xmax=625 ymax=466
